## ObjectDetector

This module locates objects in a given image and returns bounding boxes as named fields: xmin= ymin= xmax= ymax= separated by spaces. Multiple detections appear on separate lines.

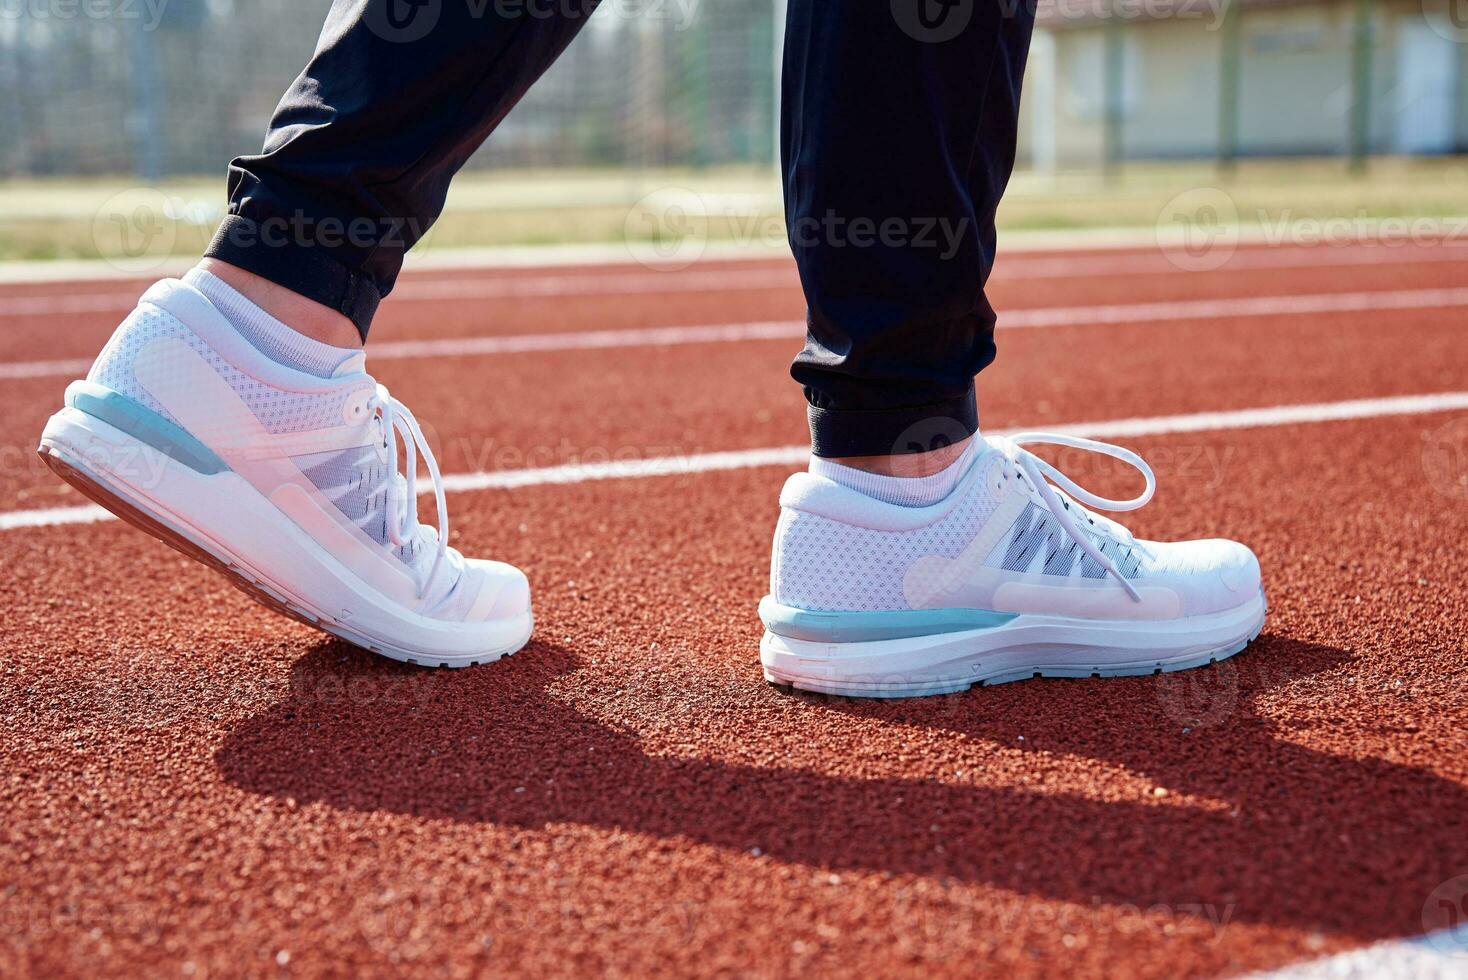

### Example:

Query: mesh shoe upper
xmin=85 ymin=279 xmax=527 ymax=625
xmin=90 ymin=302 xmax=356 ymax=435
xmin=771 ymin=438 xmax=1261 ymax=620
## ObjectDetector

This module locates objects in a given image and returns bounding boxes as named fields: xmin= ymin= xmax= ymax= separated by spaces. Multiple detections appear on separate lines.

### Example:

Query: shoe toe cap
xmin=464 ymin=559 xmax=532 ymax=623
xmin=1151 ymin=538 xmax=1262 ymax=616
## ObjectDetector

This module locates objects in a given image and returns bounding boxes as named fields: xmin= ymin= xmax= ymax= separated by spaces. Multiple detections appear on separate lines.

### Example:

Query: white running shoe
xmin=761 ymin=434 xmax=1265 ymax=697
xmin=38 ymin=278 xmax=532 ymax=667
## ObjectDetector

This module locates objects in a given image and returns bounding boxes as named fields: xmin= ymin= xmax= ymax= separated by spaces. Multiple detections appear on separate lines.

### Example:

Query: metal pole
xmin=772 ymin=0 xmax=786 ymax=171
xmin=1348 ymin=0 xmax=1373 ymax=173
xmin=1030 ymin=29 xmax=1059 ymax=176
xmin=1103 ymin=4 xmax=1125 ymax=180
xmin=1217 ymin=0 xmax=1242 ymax=174
xmin=685 ymin=17 xmax=711 ymax=167
xmin=127 ymin=20 xmax=164 ymax=181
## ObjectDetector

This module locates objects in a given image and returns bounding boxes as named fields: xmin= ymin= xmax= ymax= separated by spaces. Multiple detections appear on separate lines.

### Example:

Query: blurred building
xmin=1021 ymin=0 xmax=1468 ymax=168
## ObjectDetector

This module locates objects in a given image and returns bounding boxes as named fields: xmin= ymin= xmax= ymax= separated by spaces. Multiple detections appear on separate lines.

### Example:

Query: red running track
xmin=1 ymin=239 xmax=1466 ymax=977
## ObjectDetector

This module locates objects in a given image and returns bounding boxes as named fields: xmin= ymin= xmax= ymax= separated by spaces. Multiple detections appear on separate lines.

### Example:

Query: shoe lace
xmin=988 ymin=433 xmax=1157 ymax=603
xmin=369 ymin=383 xmax=449 ymax=599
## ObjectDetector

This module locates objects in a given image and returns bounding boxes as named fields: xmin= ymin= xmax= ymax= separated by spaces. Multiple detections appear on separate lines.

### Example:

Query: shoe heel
xmin=37 ymin=429 xmax=332 ymax=633
xmin=759 ymin=628 xmax=987 ymax=699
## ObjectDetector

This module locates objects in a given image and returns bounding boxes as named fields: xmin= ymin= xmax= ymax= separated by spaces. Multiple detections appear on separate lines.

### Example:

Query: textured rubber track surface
xmin=3 ymin=242 xmax=1467 ymax=977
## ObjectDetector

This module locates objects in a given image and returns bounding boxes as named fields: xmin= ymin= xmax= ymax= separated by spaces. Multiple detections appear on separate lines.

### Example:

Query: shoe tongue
xmin=391 ymin=472 xmax=415 ymax=533
xmin=389 ymin=473 xmax=441 ymax=548
xmin=333 ymin=352 xmax=368 ymax=378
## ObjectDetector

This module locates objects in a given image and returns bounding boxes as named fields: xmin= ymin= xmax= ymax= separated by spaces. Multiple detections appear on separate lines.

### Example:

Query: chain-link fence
xmin=0 ymin=0 xmax=778 ymax=179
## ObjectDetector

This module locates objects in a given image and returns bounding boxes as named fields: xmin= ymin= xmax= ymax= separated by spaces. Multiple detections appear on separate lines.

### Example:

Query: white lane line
xmin=344 ymin=244 xmax=1468 ymax=299
xmin=4 ymin=243 xmax=1468 ymax=316
xmin=1011 ymin=391 xmax=1468 ymax=439
xmin=0 ymin=357 xmax=94 ymax=381
xmin=1 ymin=293 xmax=138 ymax=316
xmin=393 ymin=267 xmax=796 ymax=300
xmin=0 ymin=503 xmax=112 ymax=530
xmin=1250 ymin=925 xmax=1468 ymax=979
xmin=1005 ymin=241 xmax=1468 ymax=280
xmin=0 ymin=268 xmax=800 ymax=317
xmin=370 ymin=320 xmax=801 ymax=359
xmin=440 ymin=445 xmax=814 ymax=493
xmin=0 ymin=322 xmax=804 ymax=380
xmin=4 ymin=286 xmax=1467 ymax=382
xmin=1003 ymin=286 xmax=1468 ymax=328
xmin=6 ymin=390 xmax=1466 ymax=533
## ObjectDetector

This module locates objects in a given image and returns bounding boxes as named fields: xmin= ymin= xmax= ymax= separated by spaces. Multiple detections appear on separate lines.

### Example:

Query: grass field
xmin=5 ymin=156 xmax=1468 ymax=265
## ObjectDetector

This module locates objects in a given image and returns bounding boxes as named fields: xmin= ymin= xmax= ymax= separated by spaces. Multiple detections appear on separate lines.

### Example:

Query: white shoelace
xmin=370 ymin=383 xmax=449 ymax=599
xmin=988 ymin=433 xmax=1157 ymax=602
xmin=355 ymin=398 xmax=1153 ymax=607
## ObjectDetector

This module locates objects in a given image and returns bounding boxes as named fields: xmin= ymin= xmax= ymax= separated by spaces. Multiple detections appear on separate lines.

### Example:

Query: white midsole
xmin=40 ymin=406 xmax=530 ymax=663
xmin=761 ymin=593 xmax=1267 ymax=695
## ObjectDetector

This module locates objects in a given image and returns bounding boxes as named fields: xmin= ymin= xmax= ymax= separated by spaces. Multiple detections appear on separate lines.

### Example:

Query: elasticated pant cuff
xmin=806 ymin=387 xmax=979 ymax=458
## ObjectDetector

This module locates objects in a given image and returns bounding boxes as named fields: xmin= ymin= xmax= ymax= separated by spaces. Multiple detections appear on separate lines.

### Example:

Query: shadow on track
xmin=215 ymin=634 xmax=1467 ymax=940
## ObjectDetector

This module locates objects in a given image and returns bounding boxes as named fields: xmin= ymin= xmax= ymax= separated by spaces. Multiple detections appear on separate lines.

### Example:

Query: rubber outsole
xmin=761 ymin=602 xmax=1267 ymax=699
xmin=37 ymin=442 xmax=532 ymax=669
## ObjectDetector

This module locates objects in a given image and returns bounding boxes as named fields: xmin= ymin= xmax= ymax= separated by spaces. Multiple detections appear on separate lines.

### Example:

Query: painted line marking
xmin=0 ymin=269 xmax=798 ymax=316
xmin=1003 ymin=286 xmax=1468 ymax=328
xmin=1001 ymin=241 xmax=1468 ymax=279
xmin=370 ymin=320 xmax=801 ymax=360
xmin=3 ymin=243 xmax=1467 ymax=316
xmin=0 ymin=357 xmax=97 ymax=381
xmin=6 ymin=390 xmax=1465 ymax=532
xmin=3 ymin=286 xmax=1467 ymax=382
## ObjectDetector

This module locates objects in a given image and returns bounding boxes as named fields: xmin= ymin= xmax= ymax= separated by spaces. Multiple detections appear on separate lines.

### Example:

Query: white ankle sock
xmin=183 ymin=268 xmax=358 ymax=379
xmin=809 ymin=438 xmax=980 ymax=508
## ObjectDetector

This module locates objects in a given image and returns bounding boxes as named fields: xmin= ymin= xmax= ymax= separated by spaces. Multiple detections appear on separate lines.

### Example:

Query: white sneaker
xmin=761 ymin=433 xmax=1266 ymax=697
xmin=38 ymin=278 xmax=532 ymax=667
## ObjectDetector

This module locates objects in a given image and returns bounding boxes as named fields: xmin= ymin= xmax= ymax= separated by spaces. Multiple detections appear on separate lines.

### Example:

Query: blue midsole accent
xmin=759 ymin=598 xmax=1018 ymax=643
xmin=64 ymin=380 xmax=228 ymax=476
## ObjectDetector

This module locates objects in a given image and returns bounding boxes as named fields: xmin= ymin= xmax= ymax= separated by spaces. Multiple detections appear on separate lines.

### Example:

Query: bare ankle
xmin=826 ymin=435 xmax=974 ymax=477
xmin=195 ymin=258 xmax=363 ymax=349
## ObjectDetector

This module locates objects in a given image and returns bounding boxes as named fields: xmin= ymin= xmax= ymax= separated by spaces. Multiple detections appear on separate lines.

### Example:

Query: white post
xmin=1029 ymin=28 xmax=1059 ymax=177
xmin=772 ymin=0 xmax=787 ymax=170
